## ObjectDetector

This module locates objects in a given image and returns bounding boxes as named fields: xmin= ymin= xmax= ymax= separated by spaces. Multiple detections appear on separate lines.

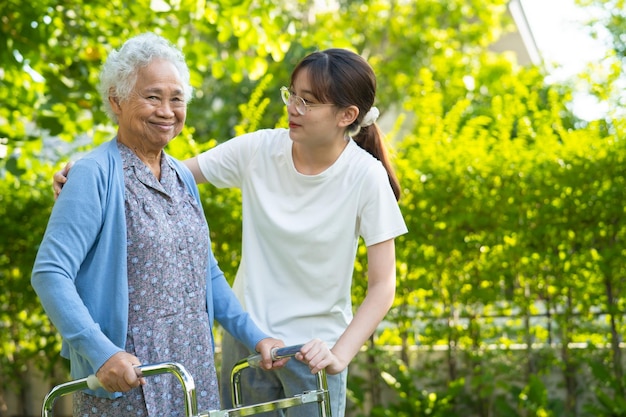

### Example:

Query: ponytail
xmin=353 ymin=124 xmax=401 ymax=201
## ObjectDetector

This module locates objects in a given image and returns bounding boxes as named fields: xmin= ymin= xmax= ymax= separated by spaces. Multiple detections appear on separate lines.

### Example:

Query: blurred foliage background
xmin=1 ymin=0 xmax=625 ymax=416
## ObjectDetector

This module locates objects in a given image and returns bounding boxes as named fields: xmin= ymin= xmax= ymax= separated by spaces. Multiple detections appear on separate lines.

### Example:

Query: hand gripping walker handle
xmin=42 ymin=362 xmax=197 ymax=417
xmin=230 ymin=344 xmax=332 ymax=416
xmin=85 ymin=365 xmax=143 ymax=390
xmin=246 ymin=344 xmax=305 ymax=368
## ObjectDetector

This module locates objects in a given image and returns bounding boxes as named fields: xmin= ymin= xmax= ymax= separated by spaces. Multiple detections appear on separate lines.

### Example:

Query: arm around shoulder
xmin=184 ymin=157 xmax=208 ymax=184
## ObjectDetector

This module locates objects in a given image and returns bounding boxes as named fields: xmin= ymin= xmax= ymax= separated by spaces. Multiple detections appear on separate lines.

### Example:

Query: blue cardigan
xmin=32 ymin=139 xmax=267 ymax=398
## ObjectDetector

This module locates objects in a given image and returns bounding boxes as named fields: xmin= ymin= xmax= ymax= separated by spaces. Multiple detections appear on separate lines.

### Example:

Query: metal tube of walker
xmin=230 ymin=344 xmax=332 ymax=416
xmin=41 ymin=362 xmax=197 ymax=417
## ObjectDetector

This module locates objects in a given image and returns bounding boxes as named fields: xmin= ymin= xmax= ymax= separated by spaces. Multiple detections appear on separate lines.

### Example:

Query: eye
xmin=299 ymin=94 xmax=319 ymax=105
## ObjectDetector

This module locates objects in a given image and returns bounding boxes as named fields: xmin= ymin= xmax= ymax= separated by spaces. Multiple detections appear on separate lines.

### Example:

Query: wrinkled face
xmin=113 ymin=59 xmax=186 ymax=152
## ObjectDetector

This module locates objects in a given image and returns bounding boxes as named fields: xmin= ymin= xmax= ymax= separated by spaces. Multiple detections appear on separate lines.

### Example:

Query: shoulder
xmin=345 ymin=140 xmax=388 ymax=179
xmin=167 ymin=155 xmax=194 ymax=185
xmin=81 ymin=139 xmax=119 ymax=161
xmin=204 ymin=128 xmax=289 ymax=162
xmin=166 ymin=154 xmax=189 ymax=174
xmin=69 ymin=140 xmax=120 ymax=179
xmin=73 ymin=139 xmax=121 ymax=168
xmin=230 ymin=128 xmax=289 ymax=150
xmin=165 ymin=153 xmax=200 ymax=199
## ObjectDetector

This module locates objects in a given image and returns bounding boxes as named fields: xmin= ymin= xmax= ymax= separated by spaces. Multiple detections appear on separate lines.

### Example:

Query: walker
xmin=41 ymin=344 xmax=332 ymax=417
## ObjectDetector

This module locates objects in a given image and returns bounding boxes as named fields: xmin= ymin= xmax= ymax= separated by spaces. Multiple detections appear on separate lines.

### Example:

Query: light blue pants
xmin=219 ymin=331 xmax=347 ymax=417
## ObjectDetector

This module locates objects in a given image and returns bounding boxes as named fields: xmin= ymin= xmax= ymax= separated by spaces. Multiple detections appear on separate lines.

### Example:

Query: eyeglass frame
xmin=280 ymin=86 xmax=335 ymax=116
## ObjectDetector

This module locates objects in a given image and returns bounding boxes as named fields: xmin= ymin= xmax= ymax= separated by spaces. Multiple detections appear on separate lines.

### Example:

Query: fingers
xmin=63 ymin=160 xmax=74 ymax=174
xmin=299 ymin=339 xmax=328 ymax=373
xmin=52 ymin=175 xmax=63 ymax=200
xmin=52 ymin=161 xmax=73 ymax=200
xmin=106 ymin=365 xmax=142 ymax=392
xmin=271 ymin=357 xmax=289 ymax=369
xmin=297 ymin=339 xmax=343 ymax=375
xmin=255 ymin=338 xmax=287 ymax=370
xmin=96 ymin=352 xmax=142 ymax=392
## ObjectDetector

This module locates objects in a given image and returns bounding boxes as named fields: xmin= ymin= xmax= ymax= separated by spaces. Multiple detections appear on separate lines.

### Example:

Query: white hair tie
xmin=360 ymin=106 xmax=380 ymax=127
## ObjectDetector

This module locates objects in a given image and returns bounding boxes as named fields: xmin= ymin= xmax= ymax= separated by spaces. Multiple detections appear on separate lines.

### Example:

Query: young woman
xmin=55 ymin=48 xmax=407 ymax=417
xmin=187 ymin=49 xmax=407 ymax=417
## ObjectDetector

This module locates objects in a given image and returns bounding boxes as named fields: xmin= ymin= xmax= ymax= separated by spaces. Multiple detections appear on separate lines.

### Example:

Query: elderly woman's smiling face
xmin=112 ymin=58 xmax=187 ymax=153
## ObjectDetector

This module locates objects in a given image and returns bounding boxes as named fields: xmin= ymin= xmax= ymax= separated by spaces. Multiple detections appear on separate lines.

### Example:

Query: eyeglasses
xmin=280 ymin=86 xmax=335 ymax=116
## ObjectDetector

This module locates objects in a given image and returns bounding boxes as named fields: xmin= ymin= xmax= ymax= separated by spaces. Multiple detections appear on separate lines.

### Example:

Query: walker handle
xmin=247 ymin=344 xmax=304 ymax=368
xmin=230 ymin=344 xmax=332 ymax=416
xmin=42 ymin=362 xmax=197 ymax=417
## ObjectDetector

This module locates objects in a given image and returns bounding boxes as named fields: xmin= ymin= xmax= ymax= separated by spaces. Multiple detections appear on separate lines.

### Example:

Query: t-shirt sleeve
xmin=196 ymin=132 xmax=261 ymax=188
xmin=359 ymin=163 xmax=408 ymax=247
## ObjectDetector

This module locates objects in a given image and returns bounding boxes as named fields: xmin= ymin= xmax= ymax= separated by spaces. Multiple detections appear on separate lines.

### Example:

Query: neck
xmin=292 ymin=136 xmax=349 ymax=175
xmin=118 ymin=135 xmax=162 ymax=179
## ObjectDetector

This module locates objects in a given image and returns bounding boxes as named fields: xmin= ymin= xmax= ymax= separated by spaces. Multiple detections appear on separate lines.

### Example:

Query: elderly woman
xmin=31 ymin=33 xmax=282 ymax=417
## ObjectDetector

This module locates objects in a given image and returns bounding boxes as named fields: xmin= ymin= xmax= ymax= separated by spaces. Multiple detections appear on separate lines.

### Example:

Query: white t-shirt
xmin=198 ymin=128 xmax=407 ymax=345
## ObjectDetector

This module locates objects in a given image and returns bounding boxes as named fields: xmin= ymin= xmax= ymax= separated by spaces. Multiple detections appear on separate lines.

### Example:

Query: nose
xmin=156 ymin=100 xmax=176 ymax=117
xmin=285 ymin=97 xmax=300 ymax=115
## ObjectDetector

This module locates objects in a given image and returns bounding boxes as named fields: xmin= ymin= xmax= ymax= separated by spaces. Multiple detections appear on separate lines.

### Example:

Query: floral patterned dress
xmin=73 ymin=143 xmax=219 ymax=416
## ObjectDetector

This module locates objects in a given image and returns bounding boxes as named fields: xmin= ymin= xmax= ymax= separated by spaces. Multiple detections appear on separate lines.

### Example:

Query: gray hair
xmin=97 ymin=32 xmax=193 ymax=123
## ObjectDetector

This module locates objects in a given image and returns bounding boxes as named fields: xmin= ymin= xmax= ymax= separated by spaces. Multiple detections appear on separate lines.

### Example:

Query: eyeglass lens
xmin=280 ymin=87 xmax=306 ymax=115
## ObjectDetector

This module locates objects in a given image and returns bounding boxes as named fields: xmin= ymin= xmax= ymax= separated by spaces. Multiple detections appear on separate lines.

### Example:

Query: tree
xmin=2 ymin=0 xmax=625 ymax=416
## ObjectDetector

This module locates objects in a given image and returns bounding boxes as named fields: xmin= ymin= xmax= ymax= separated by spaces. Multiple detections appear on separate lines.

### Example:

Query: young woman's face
xmin=286 ymin=68 xmax=348 ymax=146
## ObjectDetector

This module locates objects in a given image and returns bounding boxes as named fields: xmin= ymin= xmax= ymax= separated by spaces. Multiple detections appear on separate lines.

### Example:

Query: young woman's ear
xmin=338 ymin=105 xmax=359 ymax=127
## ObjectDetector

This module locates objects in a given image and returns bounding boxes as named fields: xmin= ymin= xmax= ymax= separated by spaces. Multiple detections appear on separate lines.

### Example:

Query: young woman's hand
xmin=296 ymin=339 xmax=348 ymax=375
xmin=53 ymin=161 xmax=73 ymax=199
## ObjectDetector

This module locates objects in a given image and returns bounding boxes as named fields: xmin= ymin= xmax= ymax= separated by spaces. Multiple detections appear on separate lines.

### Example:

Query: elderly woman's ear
xmin=109 ymin=95 xmax=121 ymax=113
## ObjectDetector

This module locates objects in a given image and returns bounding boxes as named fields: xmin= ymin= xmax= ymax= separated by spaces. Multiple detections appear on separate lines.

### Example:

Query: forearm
xmin=297 ymin=276 xmax=395 ymax=375
xmin=331 ymin=278 xmax=395 ymax=365
xmin=331 ymin=239 xmax=397 ymax=367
